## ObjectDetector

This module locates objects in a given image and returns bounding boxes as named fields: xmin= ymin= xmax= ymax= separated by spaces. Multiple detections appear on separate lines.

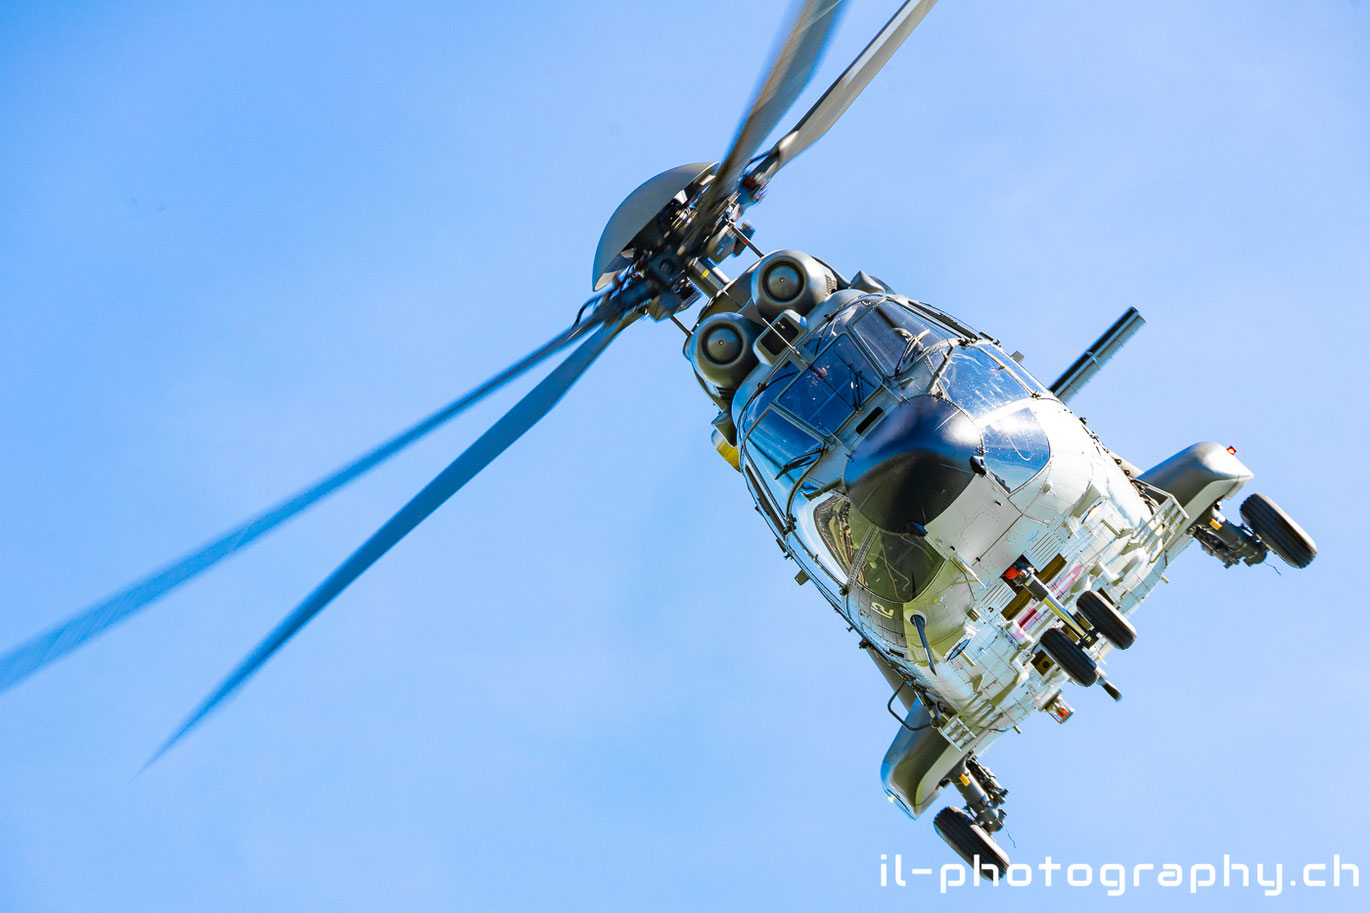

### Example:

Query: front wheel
xmin=933 ymin=806 xmax=1010 ymax=878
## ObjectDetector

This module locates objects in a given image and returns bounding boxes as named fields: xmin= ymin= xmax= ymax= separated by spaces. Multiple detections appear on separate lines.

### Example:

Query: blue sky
xmin=2 ymin=1 xmax=1367 ymax=910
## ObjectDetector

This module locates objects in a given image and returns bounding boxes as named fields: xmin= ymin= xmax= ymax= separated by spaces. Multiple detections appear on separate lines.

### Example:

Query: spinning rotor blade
xmin=0 ymin=314 xmax=600 ymax=696
xmin=146 ymin=312 xmax=632 ymax=766
xmin=765 ymin=0 xmax=941 ymax=171
xmin=695 ymin=0 xmax=847 ymax=220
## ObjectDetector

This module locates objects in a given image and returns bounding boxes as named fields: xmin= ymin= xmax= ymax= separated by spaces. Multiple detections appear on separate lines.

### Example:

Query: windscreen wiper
xmin=893 ymin=328 xmax=931 ymax=375
xmin=775 ymin=445 xmax=825 ymax=478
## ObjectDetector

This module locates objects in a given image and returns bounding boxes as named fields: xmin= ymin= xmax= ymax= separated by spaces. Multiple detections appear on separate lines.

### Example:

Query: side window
xmin=743 ymin=464 xmax=786 ymax=534
xmin=737 ymin=361 xmax=800 ymax=435
xmin=744 ymin=409 xmax=822 ymax=508
xmin=813 ymin=495 xmax=862 ymax=578
xmin=980 ymin=406 xmax=1050 ymax=492
xmin=777 ymin=336 xmax=878 ymax=436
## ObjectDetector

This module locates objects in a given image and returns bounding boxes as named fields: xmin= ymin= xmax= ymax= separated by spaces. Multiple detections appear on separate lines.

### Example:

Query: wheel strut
xmin=950 ymin=755 xmax=1007 ymax=833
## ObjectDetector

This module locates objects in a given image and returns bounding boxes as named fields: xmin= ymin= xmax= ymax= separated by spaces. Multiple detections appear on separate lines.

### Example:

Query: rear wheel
xmin=933 ymin=806 xmax=1009 ymax=878
xmin=1240 ymin=493 xmax=1316 ymax=568
xmin=1076 ymin=590 xmax=1137 ymax=650
xmin=1040 ymin=627 xmax=1099 ymax=686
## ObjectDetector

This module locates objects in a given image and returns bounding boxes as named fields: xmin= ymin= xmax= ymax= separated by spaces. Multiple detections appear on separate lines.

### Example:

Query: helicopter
xmin=0 ymin=0 xmax=1321 ymax=876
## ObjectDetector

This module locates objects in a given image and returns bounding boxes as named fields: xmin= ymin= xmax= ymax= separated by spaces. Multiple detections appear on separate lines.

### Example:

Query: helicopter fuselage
xmin=692 ymin=252 xmax=1208 ymax=814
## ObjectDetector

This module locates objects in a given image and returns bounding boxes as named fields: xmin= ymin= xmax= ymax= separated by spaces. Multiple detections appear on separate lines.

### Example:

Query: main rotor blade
xmin=0 ymin=314 xmax=600 ymax=696
xmin=764 ymin=0 xmax=940 ymax=173
xmin=145 ymin=313 xmax=631 ymax=767
xmin=695 ymin=0 xmax=846 ymax=220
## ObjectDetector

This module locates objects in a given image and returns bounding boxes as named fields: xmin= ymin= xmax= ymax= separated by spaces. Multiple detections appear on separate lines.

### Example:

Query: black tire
xmin=933 ymin=806 xmax=1010 ymax=878
xmin=1240 ymin=493 xmax=1316 ymax=569
xmin=1076 ymin=590 xmax=1137 ymax=650
xmin=1040 ymin=627 xmax=1099 ymax=686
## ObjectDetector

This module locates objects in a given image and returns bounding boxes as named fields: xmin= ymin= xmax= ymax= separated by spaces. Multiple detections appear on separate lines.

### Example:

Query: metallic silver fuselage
xmin=728 ymin=287 xmax=1194 ymax=759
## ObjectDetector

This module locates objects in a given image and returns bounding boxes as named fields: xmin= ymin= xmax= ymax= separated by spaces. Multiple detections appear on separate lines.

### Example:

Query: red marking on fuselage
xmin=1014 ymin=562 xmax=1086 ymax=636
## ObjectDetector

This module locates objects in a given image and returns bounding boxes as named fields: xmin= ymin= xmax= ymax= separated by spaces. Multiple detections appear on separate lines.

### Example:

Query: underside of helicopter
xmin=681 ymin=246 xmax=1318 ymax=874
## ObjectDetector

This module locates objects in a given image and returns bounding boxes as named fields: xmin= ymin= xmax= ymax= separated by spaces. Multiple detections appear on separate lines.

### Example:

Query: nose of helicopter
xmin=844 ymin=395 xmax=981 ymax=535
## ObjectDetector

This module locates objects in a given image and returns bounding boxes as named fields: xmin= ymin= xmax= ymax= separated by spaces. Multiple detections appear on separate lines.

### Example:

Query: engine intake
xmin=690 ymin=312 xmax=763 ymax=391
xmin=751 ymin=250 xmax=838 ymax=321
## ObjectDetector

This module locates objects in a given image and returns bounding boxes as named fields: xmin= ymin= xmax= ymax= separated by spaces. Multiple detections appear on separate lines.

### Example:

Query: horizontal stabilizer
xmin=1049 ymin=308 xmax=1145 ymax=403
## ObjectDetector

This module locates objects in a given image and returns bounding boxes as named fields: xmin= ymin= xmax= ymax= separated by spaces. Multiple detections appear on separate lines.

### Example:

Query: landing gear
xmin=1003 ymin=563 xmax=1123 ymax=685
xmin=1194 ymin=493 xmax=1316 ymax=570
xmin=1240 ymin=493 xmax=1317 ymax=569
xmin=934 ymin=807 xmax=1010 ymax=877
xmin=1076 ymin=590 xmax=1136 ymax=650
xmin=934 ymin=755 xmax=1011 ymax=877
xmin=1039 ymin=627 xmax=1099 ymax=686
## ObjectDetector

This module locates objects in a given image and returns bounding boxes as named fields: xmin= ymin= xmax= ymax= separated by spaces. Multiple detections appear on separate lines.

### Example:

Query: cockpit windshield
xmin=940 ymin=346 xmax=1027 ymax=417
xmin=805 ymin=298 xmax=951 ymax=376
xmin=741 ymin=298 xmax=959 ymax=442
xmin=740 ymin=298 xmax=954 ymax=430
xmin=978 ymin=404 xmax=1050 ymax=492
xmin=813 ymin=494 xmax=944 ymax=605
xmin=859 ymin=301 xmax=951 ymax=376
xmin=737 ymin=296 xmax=1052 ymax=522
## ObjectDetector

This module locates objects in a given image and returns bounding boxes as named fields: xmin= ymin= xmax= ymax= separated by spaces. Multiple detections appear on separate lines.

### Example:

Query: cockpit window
xmin=744 ymin=408 xmax=822 ymax=506
xmin=812 ymin=496 xmax=944 ymax=605
xmin=859 ymin=530 xmax=943 ymax=604
xmin=777 ymin=335 xmax=879 ymax=436
xmin=848 ymin=506 xmax=943 ymax=604
xmin=803 ymin=304 xmax=864 ymax=353
xmin=941 ymin=346 xmax=1031 ymax=417
xmin=993 ymin=349 xmax=1051 ymax=396
xmin=979 ymin=405 xmax=1050 ymax=492
xmin=805 ymin=298 xmax=951 ymax=379
xmin=813 ymin=496 xmax=860 ymax=577
xmin=855 ymin=301 xmax=950 ymax=376
xmin=923 ymin=346 xmax=1050 ymax=490
xmin=737 ymin=361 xmax=800 ymax=434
